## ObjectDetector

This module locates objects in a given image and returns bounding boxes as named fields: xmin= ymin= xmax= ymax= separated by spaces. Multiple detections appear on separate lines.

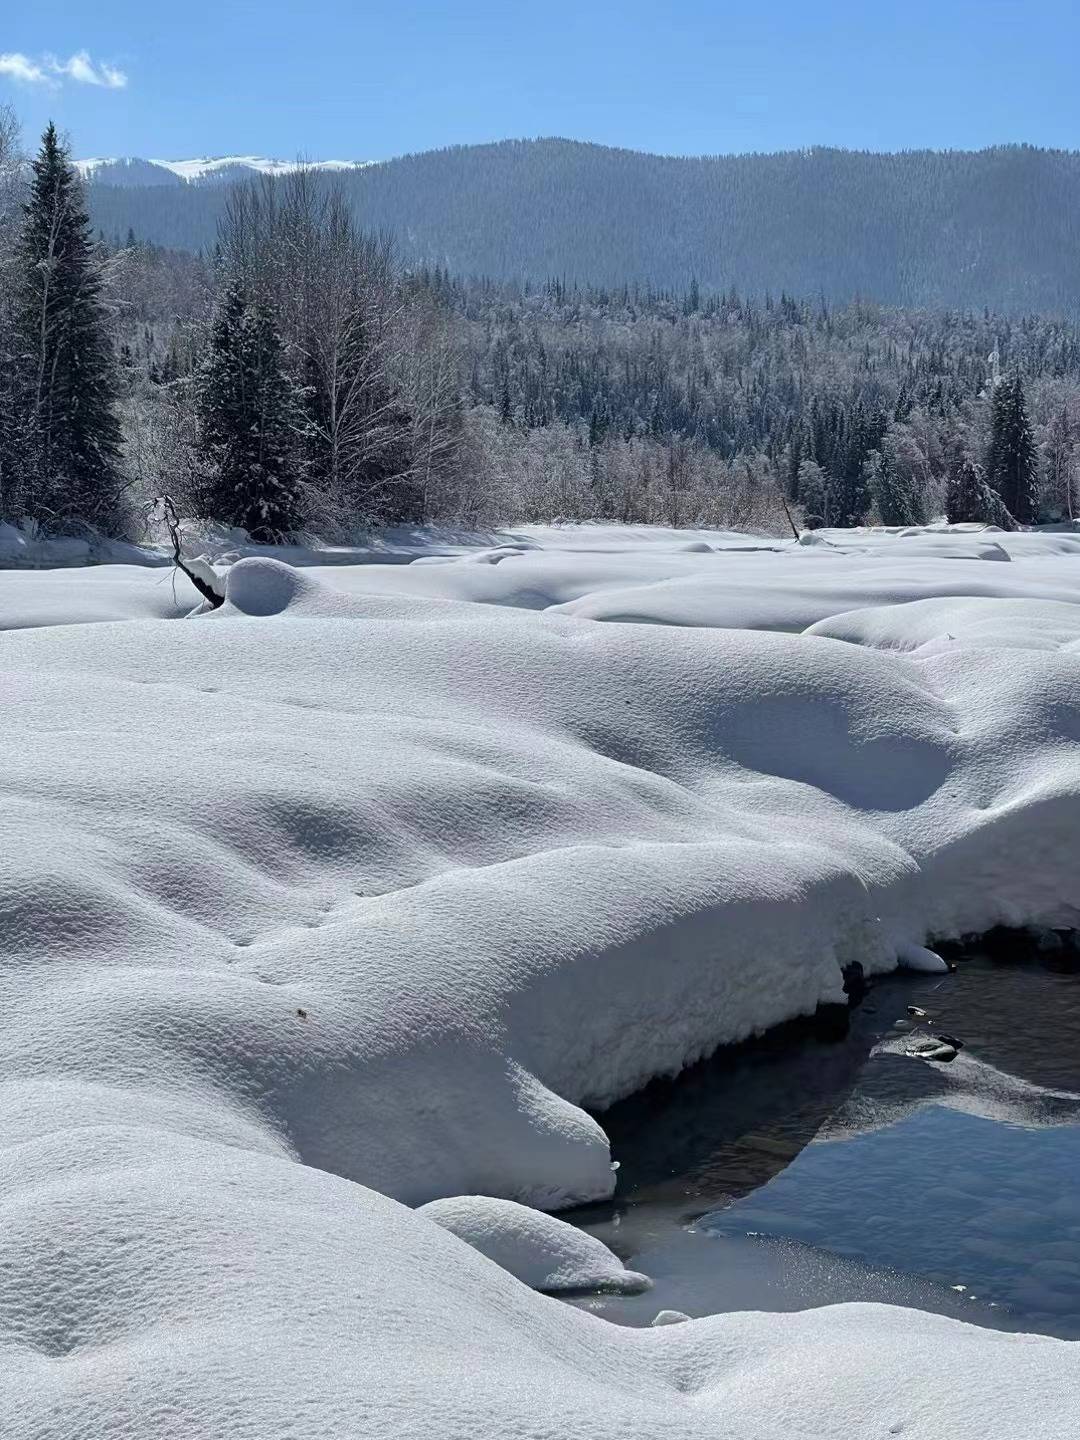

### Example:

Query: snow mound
xmin=0 ymin=563 xmax=198 ymax=631
xmin=896 ymin=942 xmax=949 ymax=974
xmin=418 ymin=1194 xmax=651 ymax=1293
xmin=808 ymin=595 xmax=1080 ymax=654
xmin=5 ymin=523 xmax=1080 ymax=1436
xmin=221 ymin=554 xmax=339 ymax=616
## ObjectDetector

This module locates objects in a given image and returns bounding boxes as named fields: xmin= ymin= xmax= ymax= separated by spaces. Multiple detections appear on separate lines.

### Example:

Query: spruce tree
xmin=796 ymin=457 xmax=828 ymax=527
xmin=196 ymin=278 xmax=306 ymax=542
xmin=865 ymin=446 xmax=929 ymax=527
xmin=16 ymin=123 xmax=122 ymax=527
xmin=986 ymin=371 xmax=1039 ymax=524
xmin=945 ymin=457 xmax=1016 ymax=529
xmin=0 ymin=111 xmax=19 ymax=522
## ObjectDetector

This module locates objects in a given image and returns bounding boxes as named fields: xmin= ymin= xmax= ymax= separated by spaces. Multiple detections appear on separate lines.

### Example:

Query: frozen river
xmin=567 ymin=945 xmax=1080 ymax=1338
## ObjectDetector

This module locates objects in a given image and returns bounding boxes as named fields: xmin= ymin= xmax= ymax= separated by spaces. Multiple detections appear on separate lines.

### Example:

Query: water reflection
xmin=565 ymin=951 xmax=1080 ymax=1336
xmin=703 ymin=1105 xmax=1080 ymax=1336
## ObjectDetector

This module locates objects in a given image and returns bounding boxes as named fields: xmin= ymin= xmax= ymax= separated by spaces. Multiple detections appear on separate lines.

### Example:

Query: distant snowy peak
xmin=74 ymin=156 xmax=372 ymax=187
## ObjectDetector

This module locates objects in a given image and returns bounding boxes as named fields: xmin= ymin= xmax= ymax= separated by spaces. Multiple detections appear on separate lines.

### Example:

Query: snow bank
xmin=4 ymin=523 xmax=1080 ymax=1435
xmin=418 ymin=1194 xmax=651 ymax=1293
xmin=2 ymin=1139 xmax=1075 ymax=1438
xmin=0 ymin=563 xmax=199 ymax=631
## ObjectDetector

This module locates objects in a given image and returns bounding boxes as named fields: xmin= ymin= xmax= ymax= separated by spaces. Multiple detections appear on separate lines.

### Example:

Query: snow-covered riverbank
xmin=3 ymin=524 xmax=1079 ymax=1436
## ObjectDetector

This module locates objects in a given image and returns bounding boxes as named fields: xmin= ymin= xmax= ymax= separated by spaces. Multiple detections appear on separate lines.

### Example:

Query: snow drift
xmin=2 ymin=524 xmax=1080 ymax=1436
xmin=418 ymin=1194 xmax=651 ymax=1293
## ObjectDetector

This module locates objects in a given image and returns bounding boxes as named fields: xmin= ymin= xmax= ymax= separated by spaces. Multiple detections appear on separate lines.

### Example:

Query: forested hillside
xmin=1 ymin=117 xmax=1074 ymax=546
xmin=87 ymin=138 xmax=1080 ymax=314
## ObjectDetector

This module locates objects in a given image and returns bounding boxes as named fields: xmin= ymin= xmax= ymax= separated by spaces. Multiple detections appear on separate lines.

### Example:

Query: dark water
xmin=565 ymin=950 xmax=1080 ymax=1336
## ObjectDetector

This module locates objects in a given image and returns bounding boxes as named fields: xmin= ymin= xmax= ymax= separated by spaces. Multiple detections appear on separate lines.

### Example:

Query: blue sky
xmin=2 ymin=1 xmax=1078 ymax=161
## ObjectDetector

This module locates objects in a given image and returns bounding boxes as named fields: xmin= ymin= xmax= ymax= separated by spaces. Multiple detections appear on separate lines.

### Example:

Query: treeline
xmin=1 ymin=117 xmax=1077 ymax=548
xmin=437 ymin=272 xmax=1068 ymax=527
xmin=86 ymin=138 xmax=1080 ymax=313
xmin=0 ymin=119 xmax=464 ymax=543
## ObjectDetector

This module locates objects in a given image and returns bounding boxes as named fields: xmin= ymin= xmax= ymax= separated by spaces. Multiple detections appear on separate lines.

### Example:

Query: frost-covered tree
xmin=214 ymin=177 xmax=429 ymax=527
xmin=986 ymin=371 xmax=1039 ymax=524
xmin=796 ymin=457 xmax=828 ymax=527
xmin=14 ymin=122 xmax=123 ymax=527
xmin=945 ymin=457 xmax=1016 ymax=528
xmin=196 ymin=277 xmax=306 ymax=541
xmin=1041 ymin=404 xmax=1076 ymax=522
xmin=95 ymin=205 xmax=1080 ymax=534
xmin=864 ymin=442 xmax=930 ymax=526
xmin=829 ymin=452 xmax=871 ymax=528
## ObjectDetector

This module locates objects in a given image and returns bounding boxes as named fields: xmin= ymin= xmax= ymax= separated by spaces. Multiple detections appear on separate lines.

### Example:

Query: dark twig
xmin=160 ymin=495 xmax=225 ymax=609
xmin=780 ymin=493 xmax=801 ymax=541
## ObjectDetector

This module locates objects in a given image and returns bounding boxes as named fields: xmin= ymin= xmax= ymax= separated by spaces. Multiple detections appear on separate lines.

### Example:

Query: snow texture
xmin=2 ymin=522 xmax=1080 ymax=1436
xmin=418 ymin=1195 xmax=651 ymax=1292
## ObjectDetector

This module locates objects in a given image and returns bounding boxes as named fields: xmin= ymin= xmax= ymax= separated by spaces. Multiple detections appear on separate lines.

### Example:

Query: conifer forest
xmin=1 ymin=112 xmax=1077 ymax=544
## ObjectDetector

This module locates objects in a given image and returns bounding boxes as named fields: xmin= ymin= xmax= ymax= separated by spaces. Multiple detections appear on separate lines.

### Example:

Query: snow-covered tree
xmin=945 ymin=458 xmax=1016 ymax=528
xmin=196 ymin=277 xmax=307 ymax=541
xmin=1040 ymin=403 xmax=1077 ymax=522
xmin=796 ymin=458 xmax=828 ymax=527
xmin=14 ymin=122 xmax=123 ymax=527
xmin=986 ymin=370 xmax=1039 ymax=524
xmin=864 ymin=441 xmax=930 ymax=526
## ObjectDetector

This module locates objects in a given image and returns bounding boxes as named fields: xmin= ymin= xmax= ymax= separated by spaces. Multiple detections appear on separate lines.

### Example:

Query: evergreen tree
xmin=829 ymin=406 xmax=872 ymax=527
xmin=865 ymin=446 xmax=928 ymax=527
xmin=15 ymin=123 xmax=123 ymax=527
xmin=986 ymin=371 xmax=1039 ymax=524
xmin=196 ymin=277 xmax=306 ymax=541
xmin=796 ymin=457 xmax=828 ymax=527
xmin=0 ymin=107 xmax=19 ymax=522
xmin=945 ymin=457 xmax=1016 ymax=529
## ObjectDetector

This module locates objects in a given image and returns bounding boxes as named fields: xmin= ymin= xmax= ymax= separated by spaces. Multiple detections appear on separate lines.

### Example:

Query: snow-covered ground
xmin=2 ymin=522 xmax=1079 ymax=1436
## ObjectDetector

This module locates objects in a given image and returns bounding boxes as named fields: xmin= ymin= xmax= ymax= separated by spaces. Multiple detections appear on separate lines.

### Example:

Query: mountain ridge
xmin=82 ymin=137 xmax=1080 ymax=314
xmin=75 ymin=155 xmax=371 ymax=186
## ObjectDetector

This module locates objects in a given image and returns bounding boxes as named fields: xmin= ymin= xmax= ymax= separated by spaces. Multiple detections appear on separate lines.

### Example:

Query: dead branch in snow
xmin=159 ymin=495 xmax=225 ymax=609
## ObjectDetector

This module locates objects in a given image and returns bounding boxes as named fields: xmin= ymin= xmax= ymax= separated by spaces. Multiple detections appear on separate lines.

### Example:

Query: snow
xmin=75 ymin=155 xmax=372 ymax=183
xmin=151 ymin=155 xmax=370 ymax=182
xmin=418 ymin=1195 xmax=651 ymax=1293
xmin=0 ymin=564 xmax=198 ymax=630
xmin=71 ymin=156 xmax=121 ymax=179
xmin=896 ymin=942 xmax=950 ymax=974
xmin=3 ymin=521 xmax=1080 ymax=1435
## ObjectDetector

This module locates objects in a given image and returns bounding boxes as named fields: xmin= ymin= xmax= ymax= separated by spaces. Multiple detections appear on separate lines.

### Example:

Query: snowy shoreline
xmin=3 ymin=523 xmax=1080 ymax=1437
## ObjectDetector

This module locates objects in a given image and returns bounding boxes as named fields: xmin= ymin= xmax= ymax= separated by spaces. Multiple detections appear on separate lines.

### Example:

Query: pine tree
xmin=196 ymin=278 xmax=306 ymax=541
xmin=0 ymin=108 xmax=19 ymax=522
xmin=865 ymin=446 xmax=929 ymax=527
xmin=796 ymin=457 xmax=828 ymax=527
xmin=498 ymin=373 xmax=513 ymax=425
xmin=15 ymin=123 xmax=122 ymax=527
xmin=986 ymin=371 xmax=1039 ymax=524
xmin=945 ymin=457 xmax=1016 ymax=529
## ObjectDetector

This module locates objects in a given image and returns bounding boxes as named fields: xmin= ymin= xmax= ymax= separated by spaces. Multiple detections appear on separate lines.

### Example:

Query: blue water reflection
xmin=701 ymin=1105 xmax=1080 ymax=1335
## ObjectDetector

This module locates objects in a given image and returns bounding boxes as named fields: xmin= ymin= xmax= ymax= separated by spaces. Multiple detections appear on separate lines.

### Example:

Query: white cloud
xmin=0 ymin=52 xmax=52 ymax=86
xmin=48 ymin=50 xmax=128 ymax=89
xmin=0 ymin=49 xmax=128 ymax=90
